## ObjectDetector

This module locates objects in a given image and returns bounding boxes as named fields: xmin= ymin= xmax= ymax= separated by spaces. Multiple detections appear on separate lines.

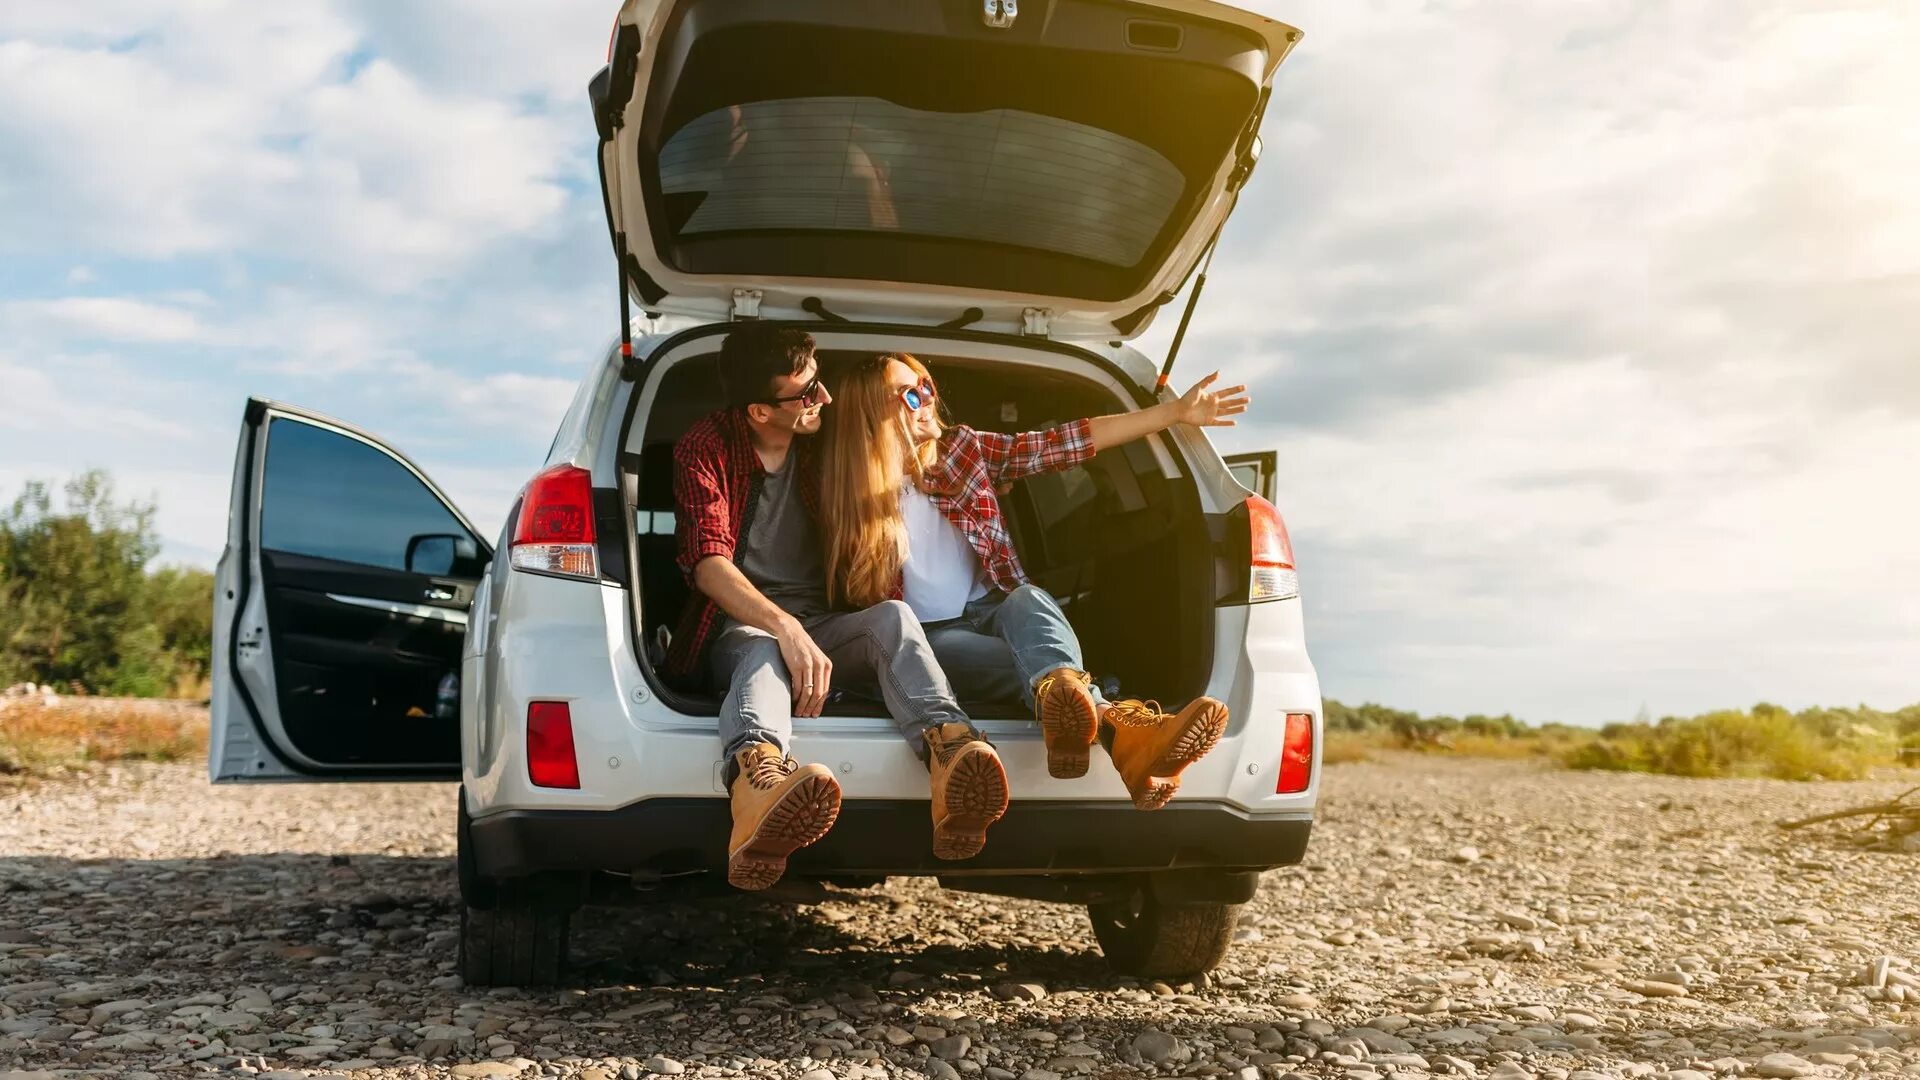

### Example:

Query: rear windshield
xmin=658 ymin=97 xmax=1185 ymax=268
xmin=635 ymin=7 xmax=1265 ymax=306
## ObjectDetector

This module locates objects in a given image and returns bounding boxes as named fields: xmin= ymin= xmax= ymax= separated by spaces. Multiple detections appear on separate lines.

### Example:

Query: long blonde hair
xmin=819 ymin=353 xmax=945 ymax=609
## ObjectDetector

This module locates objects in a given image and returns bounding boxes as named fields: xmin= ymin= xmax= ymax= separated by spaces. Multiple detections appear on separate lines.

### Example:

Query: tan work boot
xmin=924 ymin=722 xmax=1010 ymax=860
xmin=1034 ymin=668 xmax=1099 ymax=779
xmin=727 ymin=743 xmax=842 ymax=891
xmin=1103 ymin=697 xmax=1229 ymax=811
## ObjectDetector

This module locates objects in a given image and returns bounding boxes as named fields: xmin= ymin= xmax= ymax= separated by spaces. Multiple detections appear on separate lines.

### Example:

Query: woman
xmin=818 ymin=352 xmax=1250 ymax=810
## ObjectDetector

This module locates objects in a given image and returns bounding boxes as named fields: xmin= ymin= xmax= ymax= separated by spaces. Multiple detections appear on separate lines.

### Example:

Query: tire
xmin=1088 ymin=891 xmax=1239 ymax=978
xmin=456 ymin=788 xmax=497 ymax=911
xmin=459 ymin=894 xmax=572 ymax=987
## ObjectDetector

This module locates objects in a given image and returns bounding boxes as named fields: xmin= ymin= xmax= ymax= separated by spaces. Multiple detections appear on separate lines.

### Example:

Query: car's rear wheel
xmin=457 ymin=790 xmax=574 ymax=986
xmin=459 ymin=890 xmax=572 ymax=987
xmin=1088 ymin=890 xmax=1239 ymax=978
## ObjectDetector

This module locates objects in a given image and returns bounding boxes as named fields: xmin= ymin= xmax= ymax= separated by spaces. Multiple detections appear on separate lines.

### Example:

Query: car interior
xmin=619 ymin=348 xmax=1217 ymax=720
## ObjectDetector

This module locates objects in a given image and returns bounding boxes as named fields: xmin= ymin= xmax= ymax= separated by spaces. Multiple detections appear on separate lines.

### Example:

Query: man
xmin=665 ymin=324 xmax=1008 ymax=890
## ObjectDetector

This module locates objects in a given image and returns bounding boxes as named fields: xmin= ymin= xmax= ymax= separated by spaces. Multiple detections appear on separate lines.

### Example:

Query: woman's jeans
xmin=922 ymin=584 xmax=1106 ymax=712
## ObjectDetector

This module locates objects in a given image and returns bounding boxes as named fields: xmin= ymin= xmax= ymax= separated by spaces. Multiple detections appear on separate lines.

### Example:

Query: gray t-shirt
xmin=735 ymin=461 xmax=827 ymax=618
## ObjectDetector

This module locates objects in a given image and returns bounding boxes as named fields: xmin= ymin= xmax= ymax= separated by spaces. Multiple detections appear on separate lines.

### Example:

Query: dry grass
xmin=0 ymin=697 xmax=208 ymax=779
xmin=1322 ymin=729 xmax=1390 ymax=764
xmin=1323 ymin=728 xmax=1597 ymax=767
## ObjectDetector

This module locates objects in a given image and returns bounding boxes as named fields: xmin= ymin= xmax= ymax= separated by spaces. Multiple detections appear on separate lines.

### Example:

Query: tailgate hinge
xmin=1020 ymin=307 xmax=1052 ymax=337
xmin=983 ymin=0 xmax=1018 ymax=29
xmin=731 ymin=289 xmax=763 ymax=321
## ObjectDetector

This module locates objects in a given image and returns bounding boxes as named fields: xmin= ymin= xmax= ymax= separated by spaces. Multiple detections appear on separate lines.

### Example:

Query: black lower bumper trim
xmin=471 ymin=798 xmax=1311 ymax=879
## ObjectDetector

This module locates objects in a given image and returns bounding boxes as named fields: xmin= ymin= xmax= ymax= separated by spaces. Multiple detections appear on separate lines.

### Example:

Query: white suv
xmin=209 ymin=0 xmax=1320 ymax=986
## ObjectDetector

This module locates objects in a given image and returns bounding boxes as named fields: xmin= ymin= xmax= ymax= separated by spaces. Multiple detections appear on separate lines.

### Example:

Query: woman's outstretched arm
xmin=1087 ymin=371 xmax=1250 ymax=452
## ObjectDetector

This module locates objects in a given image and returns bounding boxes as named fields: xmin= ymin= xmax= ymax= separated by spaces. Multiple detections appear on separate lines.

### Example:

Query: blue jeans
xmin=709 ymin=600 xmax=977 ymax=777
xmin=923 ymin=585 xmax=1107 ymax=711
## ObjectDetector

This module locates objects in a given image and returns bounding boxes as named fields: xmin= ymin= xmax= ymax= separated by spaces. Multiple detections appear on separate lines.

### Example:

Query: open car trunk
xmin=596 ymin=0 xmax=1301 ymax=338
xmin=621 ymin=336 xmax=1216 ymax=719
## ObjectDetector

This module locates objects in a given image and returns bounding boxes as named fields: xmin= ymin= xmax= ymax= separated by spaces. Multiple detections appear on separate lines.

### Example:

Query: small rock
xmin=1752 ymin=1054 xmax=1815 ymax=1078
xmin=1621 ymin=980 xmax=1688 ymax=998
xmin=1865 ymin=956 xmax=1893 ymax=989
xmin=643 ymin=1056 xmax=686 ymax=1075
xmin=994 ymin=982 xmax=1048 ymax=1002
xmin=1451 ymin=847 xmax=1482 ymax=863
xmin=451 ymin=1064 xmax=523 ymax=1079
xmin=930 ymin=1035 xmax=972 ymax=1060
xmin=1132 ymin=1029 xmax=1186 ymax=1066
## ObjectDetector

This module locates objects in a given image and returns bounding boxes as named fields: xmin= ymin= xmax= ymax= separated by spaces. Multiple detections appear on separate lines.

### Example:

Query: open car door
xmin=1225 ymin=450 xmax=1276 ymax=501
xmin=210 ymin=399 xmax=488 ymax=781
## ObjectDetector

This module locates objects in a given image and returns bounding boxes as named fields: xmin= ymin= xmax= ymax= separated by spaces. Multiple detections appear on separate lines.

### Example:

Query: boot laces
xmin=1035 ymin=669 xmax=1089 ymax=701
xmin=743 ymin=750 xmax=798 ymax=789
xmin=1104 ymin=699 xmax=1167 ymax=729
xmin=925 ymin=723 xmax=980 ymax=766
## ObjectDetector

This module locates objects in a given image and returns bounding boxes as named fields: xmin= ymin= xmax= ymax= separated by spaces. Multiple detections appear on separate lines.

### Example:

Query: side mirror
xmin=406 ymin=533 xmax=481 ymax=576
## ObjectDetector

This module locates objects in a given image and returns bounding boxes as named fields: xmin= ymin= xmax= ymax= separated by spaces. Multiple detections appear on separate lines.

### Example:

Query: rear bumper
xmin=470 ymin=798 xmax=1312 ymax=878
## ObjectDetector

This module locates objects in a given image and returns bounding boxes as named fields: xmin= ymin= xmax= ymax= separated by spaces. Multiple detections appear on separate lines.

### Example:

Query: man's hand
xmin=775 ymin=618 xmax=833 ymax=717
xmin=1172 ymin=371 xmax=1250 ymax=428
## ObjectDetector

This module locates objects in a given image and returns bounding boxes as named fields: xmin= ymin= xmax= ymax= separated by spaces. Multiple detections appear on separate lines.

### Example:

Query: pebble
xmin=931 ymin=1034 xmax=973 ymax=1060
xmin=1752 ymin=1053 xmax=1816 ymax=1078
xmin=643 ymin=1055 xmax=685 ymax=1075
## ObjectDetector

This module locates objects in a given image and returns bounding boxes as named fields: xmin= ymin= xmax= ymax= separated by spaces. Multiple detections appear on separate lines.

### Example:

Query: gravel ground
xmin=3 ymin=753 xmax=1918 ymax=1080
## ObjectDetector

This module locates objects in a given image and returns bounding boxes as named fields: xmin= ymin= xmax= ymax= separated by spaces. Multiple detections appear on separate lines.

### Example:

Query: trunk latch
xmin=1021 ymin=307 xmax=1051 ymax=337
xmin=983 ymin=0 xmax=1018 ymax=29
xmin=730 ymin=289 xmax=763 ymax=321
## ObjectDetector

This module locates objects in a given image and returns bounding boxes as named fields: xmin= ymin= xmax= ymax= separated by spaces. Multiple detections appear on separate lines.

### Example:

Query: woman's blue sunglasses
xmin=899 ymin=378 xmax=937 ymax=411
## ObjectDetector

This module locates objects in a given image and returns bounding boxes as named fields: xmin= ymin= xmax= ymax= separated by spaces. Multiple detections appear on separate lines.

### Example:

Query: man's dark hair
xmin=717 ymin=324 xmax=815 ymax=408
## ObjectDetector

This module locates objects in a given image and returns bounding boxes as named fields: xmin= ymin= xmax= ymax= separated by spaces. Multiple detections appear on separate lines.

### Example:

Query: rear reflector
xmin=1247 ymin=495 xmax=1299 ymax=603
xmin=510 ymin=464 xmax=598 ymax=580
xmin=1276 ymin=712 xmax=1314 ymax=793
xmin=526 ymin=701 xmax=580 ymax=789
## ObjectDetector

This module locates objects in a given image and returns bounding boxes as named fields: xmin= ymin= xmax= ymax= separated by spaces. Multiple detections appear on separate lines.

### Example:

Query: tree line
xmin=0 ymin=471 xmax=214 ymax=698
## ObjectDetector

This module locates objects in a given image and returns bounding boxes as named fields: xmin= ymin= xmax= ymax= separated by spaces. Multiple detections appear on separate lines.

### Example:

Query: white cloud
xmin=0 ymin=353 xmax=195 ymax=439
xmin=0 ymin=6 xmax=579 ymax=282
xmin=0 ymin=297 xmax=212 ymax=344
xmin=1161 ymin=0 xmax=1920 ymax=719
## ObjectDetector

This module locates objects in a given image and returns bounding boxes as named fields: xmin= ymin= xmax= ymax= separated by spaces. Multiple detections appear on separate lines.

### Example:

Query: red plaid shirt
xmin=662 ymin=411 xmax=1093 ymax=683
xmin=663 ymin=408 xmax=820 ymax=684
xmin=910 ymin=419 xmax=1095 ymax=596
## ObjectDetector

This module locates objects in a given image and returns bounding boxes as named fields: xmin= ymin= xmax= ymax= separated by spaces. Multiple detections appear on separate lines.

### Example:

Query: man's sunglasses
xmin=899 ymin=378 xmax=937 ymax=411
xmin=767 ymin=375 xmax=826 ymax=408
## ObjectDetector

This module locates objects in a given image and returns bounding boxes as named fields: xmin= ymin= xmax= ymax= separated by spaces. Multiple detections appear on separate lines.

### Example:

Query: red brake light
xmin=1247 ymin=495 xmax=1298 ymax=602
xmin=526 ymin=701 xmax=580 ymax=789
xmin=1277 ymin=712 xmax=1314 ymax=793
xmin=510 ymin=464 xmax=598 ymax=579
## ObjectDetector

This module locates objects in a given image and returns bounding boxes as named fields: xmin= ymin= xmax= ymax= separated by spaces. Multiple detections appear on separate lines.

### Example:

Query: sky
xmin=2 ymin=1 xmax=1915 ymax=725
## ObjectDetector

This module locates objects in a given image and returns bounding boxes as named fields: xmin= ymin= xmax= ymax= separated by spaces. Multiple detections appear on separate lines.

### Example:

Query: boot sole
xmin=1125 ymin=700 xmax=1228 ymax=812
xmin=932 ymin=750 xmax=1010 ymax=861
xmin=1149 ymin=699 xmax=1229 ymax=776
xmin=1130 ymin=777 xmax=1179 ymax=812
xmin=727 ymin=773 xmax=842 ymax=891
xmin=1039 ymin=680 xmax=1098 ymax=779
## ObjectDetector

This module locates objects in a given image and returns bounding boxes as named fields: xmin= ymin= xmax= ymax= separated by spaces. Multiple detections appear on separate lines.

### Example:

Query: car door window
xmin=259 ymin=417 xmax=479 ymax=571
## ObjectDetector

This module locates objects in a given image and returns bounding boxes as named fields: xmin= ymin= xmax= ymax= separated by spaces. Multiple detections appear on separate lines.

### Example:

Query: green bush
xmin=1562 ymin=703 xmax=1898 ymax=780
xmin=0 ymin=471 xmax=214 ymax=698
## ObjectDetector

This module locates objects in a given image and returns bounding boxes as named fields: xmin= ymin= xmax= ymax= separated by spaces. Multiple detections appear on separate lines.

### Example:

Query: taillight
xmin=1277 ymin=712 xmax=1314 ymax=793
xmin=509 ymin=464 xmax=598 ymax=579
xmin=1247 ymin=495 xmax=1298 ymax=603
xmin=526 ymin=701 xmax=580 ymax=789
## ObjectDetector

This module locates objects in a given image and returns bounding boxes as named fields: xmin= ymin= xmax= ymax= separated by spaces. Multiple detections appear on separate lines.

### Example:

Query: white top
xmin=900 ymin=482 xmax=990 ymax=623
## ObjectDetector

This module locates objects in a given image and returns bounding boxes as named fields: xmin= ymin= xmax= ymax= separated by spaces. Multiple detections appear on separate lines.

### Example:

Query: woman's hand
xmin=1172 ymin=371 xmax=1250 ymax=428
